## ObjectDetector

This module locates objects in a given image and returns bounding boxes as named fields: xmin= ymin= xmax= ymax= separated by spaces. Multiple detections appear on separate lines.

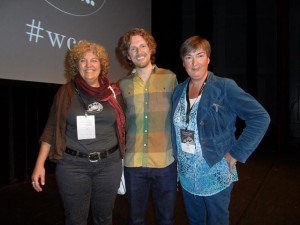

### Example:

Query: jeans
xmin=56 ymin=150 xmax=122 ymax=225
xmin=124 ymin=161 xmax=177 ymax=225
xmin=182 ymin=183 xmax=234 ymax=225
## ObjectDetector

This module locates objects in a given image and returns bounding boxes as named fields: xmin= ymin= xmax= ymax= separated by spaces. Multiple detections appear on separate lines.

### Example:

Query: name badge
xmin=76 ymin=115 xmax=96 ymax=140
xmin=180 ymin=129 xmax=195 ymax=154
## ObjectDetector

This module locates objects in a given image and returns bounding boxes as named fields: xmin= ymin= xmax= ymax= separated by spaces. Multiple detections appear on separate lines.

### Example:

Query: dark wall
xmin=151 ymin=0 xmax=184 ymax=82
xmin=0 ymin=80 xmax=60 ymax=185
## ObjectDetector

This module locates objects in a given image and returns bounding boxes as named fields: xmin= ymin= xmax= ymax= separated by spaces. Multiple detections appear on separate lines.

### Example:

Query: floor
xmin=1 ymin=145 xmax=299 ymax=225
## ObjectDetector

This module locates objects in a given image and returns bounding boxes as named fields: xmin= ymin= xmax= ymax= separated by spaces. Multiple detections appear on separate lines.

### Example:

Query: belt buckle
xmin=88 ymin=152 xmax=100 ymax=162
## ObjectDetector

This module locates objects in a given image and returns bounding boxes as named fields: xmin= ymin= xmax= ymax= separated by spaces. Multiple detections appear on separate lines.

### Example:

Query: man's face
xmin=127 ymin=35 xmax=152 ymax=69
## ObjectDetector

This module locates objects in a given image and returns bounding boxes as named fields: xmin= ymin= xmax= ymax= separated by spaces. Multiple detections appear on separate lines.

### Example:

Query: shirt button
xmin=144 ymin=144 xmax=147 ymax=147
xmin=200 ymin=121 xmax=205 ymax=126
xmin=144 ymin=130 xmax=148 ymax=132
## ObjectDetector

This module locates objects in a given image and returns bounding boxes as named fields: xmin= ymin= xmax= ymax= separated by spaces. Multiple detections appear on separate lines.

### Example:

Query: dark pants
xmin=182 ymin=183 xmax=234 ymax=225
xmin=56 ymin=150 xmax=122 ymax=225
xmin=124 ymin=161 xmax=177 ymax=225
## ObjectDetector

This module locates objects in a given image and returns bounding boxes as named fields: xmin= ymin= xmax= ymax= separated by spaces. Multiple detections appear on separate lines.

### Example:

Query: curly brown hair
xmin=65 ymin=40 xmax=110 ymax=80
xmin=118 ymin=28 xmax=157 ymax=68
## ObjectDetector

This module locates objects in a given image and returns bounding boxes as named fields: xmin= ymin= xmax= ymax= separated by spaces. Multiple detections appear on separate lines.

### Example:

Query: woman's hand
xmin=31 ymin=142 xmax=51 ymax=192
xmin=224 ymin=152 xmax=237 ymax=173
xmin=31 ymin=165 xmax=46 ymax=192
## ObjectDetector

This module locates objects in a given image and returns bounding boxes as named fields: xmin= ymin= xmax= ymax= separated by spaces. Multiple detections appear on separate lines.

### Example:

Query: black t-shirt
xmin=66 ymin=93 xmax=118 ymax=153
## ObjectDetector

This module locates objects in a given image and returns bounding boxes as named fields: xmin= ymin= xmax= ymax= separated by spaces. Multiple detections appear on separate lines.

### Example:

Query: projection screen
xmin=0 ymin=0 xmax=151 ymax=84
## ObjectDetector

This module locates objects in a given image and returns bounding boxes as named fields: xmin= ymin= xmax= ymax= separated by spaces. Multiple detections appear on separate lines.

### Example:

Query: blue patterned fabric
xmin=173 ymin=85 xmax=238 ymax=196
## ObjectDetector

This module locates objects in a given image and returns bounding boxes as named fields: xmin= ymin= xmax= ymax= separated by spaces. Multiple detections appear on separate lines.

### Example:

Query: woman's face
xmin=78 ymin=51 xmax=101 ymax=87
xmin=183 ymin=48 xmax=210 ymax=81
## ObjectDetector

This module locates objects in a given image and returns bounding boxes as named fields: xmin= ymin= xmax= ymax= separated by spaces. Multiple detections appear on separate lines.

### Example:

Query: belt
xmin=65 ymin=145 xmax=118 ymax=162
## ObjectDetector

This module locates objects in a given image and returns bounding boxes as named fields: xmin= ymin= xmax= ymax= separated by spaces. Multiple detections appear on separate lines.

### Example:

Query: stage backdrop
xmin=0 ymin=0 xmax=151 ymax=84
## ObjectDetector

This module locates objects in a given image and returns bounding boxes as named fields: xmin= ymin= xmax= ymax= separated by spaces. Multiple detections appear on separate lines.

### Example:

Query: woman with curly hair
xmin=31 ymin=41 xmax=125 ymax=225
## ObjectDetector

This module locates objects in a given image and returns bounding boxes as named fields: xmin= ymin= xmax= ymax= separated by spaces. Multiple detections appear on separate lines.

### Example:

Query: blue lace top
xmin=173 ymin=85 xmax=238 ymax=196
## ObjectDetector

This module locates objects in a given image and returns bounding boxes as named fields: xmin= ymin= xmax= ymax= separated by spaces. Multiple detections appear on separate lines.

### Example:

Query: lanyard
xmin=73 ymin=81 xmax=101 ymax=116
xmin=73 ymin=81 xmax=88 ymax=111
xmin=185 ymin=79 xmax=206 ymax=127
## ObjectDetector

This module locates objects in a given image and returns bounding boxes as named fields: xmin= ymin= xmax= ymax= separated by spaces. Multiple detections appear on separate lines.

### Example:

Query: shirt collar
xmin=131 ymin=64 xmax=157 ymax=75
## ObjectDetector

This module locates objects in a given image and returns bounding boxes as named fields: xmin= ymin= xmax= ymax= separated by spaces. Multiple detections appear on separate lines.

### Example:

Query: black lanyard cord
xmin=185 ymin=78 xmax=207 ymax=127
xmin=73 ymin=81 xmax=88 ymax=110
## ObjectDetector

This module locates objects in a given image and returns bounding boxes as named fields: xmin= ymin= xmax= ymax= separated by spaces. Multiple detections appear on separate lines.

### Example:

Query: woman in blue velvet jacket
xmin=171 ymin=36 xmax=270 ymax=225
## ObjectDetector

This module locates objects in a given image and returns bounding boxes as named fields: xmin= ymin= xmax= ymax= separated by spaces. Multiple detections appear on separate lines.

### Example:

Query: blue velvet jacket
xmin=171 ymin=72 xmax=270 ymax=167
